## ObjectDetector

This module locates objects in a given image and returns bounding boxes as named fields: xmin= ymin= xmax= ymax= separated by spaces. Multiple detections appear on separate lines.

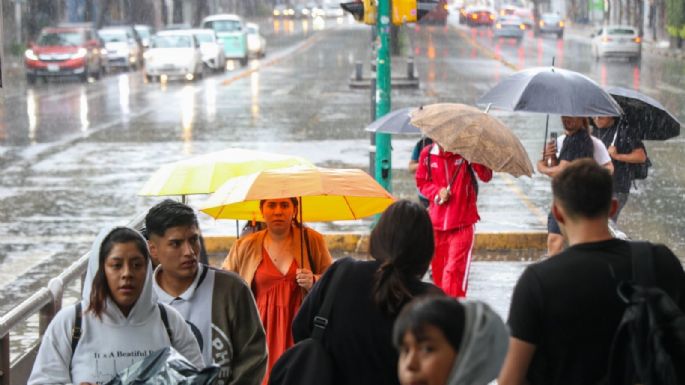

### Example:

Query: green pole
xmin=375 ymin=0 xmax=392 ymax=192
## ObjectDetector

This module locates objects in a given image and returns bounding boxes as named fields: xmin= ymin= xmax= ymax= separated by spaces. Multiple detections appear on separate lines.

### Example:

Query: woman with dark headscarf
xmin=292 ymin=200 xmax=443 ymax=385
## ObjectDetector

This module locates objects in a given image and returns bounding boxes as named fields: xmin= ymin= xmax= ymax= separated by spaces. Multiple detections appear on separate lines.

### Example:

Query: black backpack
xmin=268 ymin=260 xmax=351 ymax=385
xmin=630 ymin=156 xmax=652 ymax=181
xmin=607 ymin=242 xmax=685 ymax=385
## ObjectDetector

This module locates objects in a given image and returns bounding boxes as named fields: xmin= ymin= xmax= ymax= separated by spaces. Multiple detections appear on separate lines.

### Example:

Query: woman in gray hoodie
xmin=393 ymin=296 xmax=508 ymax=385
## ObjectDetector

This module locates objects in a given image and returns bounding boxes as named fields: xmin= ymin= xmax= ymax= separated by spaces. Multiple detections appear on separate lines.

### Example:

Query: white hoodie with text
xmin=28 ymin=227 xmax=204 ymax=385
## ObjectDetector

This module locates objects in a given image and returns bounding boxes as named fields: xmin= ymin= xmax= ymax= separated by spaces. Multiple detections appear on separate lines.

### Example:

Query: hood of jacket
xmin=82 ymin=226 xmax=158 ymax=327
xmin=447 ymin=301 xmax=509 ymax=385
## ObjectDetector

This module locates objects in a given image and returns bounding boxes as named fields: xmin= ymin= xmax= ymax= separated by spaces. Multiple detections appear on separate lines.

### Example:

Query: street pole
xmin=375 ymin=0 xmax=392 ymax=192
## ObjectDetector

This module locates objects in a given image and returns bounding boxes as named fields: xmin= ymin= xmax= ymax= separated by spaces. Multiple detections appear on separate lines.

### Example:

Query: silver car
xmin=591 ymin=25 xmax=642 ymax=62
xmin=246 ymin=23 xmax=266 ymax=58
xmin=538 ymin=13 xmax=564 ymax=38
xmin=493 ymin=15 xmax=526 ymax=43
xmin=98 ymin=26 xmax=143 ymax=71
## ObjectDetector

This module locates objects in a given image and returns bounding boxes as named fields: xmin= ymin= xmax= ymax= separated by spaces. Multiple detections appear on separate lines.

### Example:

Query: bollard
xmin=407 ymin=57 xmax=415 ymax=80
xmin=354 ymin=61 xmax=363 ymax=81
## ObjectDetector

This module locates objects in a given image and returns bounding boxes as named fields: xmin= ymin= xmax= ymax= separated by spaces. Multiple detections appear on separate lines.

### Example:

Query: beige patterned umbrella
xmin=410 ymin=103 xmax=534 ymax=177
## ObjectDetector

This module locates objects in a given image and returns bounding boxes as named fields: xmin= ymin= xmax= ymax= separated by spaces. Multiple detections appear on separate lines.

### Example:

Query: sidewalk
xmin=565 ymin=22 xmax=685 ymax=61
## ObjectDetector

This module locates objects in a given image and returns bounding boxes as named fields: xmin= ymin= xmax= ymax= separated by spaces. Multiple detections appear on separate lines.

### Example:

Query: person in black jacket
xmin=292 ymin=200 xmax=443 ymax=385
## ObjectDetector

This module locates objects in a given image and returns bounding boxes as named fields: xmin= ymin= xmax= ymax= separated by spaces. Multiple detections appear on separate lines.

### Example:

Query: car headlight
xmin=72 ymin=48 xmax=87 ymax=59
xmin=25 ymin=49 xmax=38 ymax=60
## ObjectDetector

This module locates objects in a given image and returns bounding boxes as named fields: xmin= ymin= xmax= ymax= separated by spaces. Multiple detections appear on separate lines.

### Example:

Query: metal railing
xmin=0 ymin=213 xmax=146 ymax=385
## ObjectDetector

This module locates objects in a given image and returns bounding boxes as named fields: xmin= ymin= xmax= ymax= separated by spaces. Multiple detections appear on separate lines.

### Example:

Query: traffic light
xmin=340 ymin=0 xmax=377 ymax=24
xmin=392 ymin=0 xmax=440 ymax=25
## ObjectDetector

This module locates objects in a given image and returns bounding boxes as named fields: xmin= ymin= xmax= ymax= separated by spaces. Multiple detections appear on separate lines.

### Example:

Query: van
xmin=201 ymin=14 xmax=249 ymax=67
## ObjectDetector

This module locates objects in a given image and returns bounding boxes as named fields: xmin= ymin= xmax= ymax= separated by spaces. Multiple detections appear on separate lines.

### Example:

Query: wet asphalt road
xmin=1 ymin=14 xmax=684 ymax=322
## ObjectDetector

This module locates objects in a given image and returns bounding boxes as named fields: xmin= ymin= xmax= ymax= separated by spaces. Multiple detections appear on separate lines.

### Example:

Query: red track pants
xmin=432 ymin=225 xmax=475 ymax=298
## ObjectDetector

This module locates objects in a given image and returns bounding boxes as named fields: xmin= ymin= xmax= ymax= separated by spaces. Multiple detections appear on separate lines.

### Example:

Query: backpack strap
xmin=311 ymin=260 xmax=352 ymax=340
xmin=70 ymin=302 xmax=83 ymax=363
xmin=630 ymin=241 xmax=655 ymax=287
xmin=158 ymin=303 xmax=173 ymax=342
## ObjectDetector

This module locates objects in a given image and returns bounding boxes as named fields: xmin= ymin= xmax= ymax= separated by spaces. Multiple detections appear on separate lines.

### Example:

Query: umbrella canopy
xmin=199 ymin=167 xmax=395 ymax=222
xmin=138 ymin=148 xmax=314 ymax=197
xmin=410 ymin=103 xmax=534 ymax=177
xmin=477 ymin=66 xmax=623 ymax=117
xmin=607 ymin=87 xmax=681 ymax=140
xmin=364 ymin=107 xmax=420 ymax=134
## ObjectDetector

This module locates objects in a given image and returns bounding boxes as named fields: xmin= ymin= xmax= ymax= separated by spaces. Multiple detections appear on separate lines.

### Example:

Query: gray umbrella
xmin=364 ymin=107 xmax=420 ymax=134
xmin=477 ymin=66 xmax=623 ymax=117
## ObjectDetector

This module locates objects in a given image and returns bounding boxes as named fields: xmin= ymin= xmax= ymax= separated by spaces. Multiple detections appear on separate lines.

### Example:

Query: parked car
xmin=246 ymin=23 xmax=266 ymax=58
xmin=538 ymin=13 xmax=564 ymax=38
xmin=418 ymin=0 xmax=448 ymax=25
xmin=591 ymin=25 xmax=642 ymax=62
xmin=134 ymin=25 xmax=155 ymax=49
xmin=201 ymin=14 xmax=249 ymax=67
xmin=98 ymin=26 xmax=143 ymax=71
xmin=294 ymin=4 xmax=311 ymax=18
xmin=144 ymin=30 xmax=203 ymax=82
xmin=493 ymin=15 xmax=525 ymax=43
xmin=465 ymin=6 xmax=496 ymax=27
xmin=189 ymin=29 xmax=226 ymax=73
xmin=24 ymin=25 xmax=105 ymax=84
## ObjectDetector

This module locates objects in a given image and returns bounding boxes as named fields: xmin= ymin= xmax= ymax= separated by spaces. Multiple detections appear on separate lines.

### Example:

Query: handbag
xmin=268 ymin=260 xmax=351 ymax=385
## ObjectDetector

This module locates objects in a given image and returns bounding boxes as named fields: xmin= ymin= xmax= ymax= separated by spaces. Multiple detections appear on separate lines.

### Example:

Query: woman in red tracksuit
xmin=415 ymin=143 xmax=492 ymax=297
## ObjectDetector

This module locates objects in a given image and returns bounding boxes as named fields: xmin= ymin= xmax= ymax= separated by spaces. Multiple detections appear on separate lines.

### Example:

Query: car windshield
xmin=195 ymin=33 xmax=214 ymax=43
xmin=99 ymin=30 xmax=128 ymax=43
xmin=36 ymin=32 xmax=84 ymax=46
xmin=607 ymin=27 xmax=636 ymax=35
xmin=151 ymin=35 xmax=192 ymax=48
xmin=247 ymin=26 xmax=258 ymax=34
xmin=204 ymin=20 xmax=241 ymax=32
xmin=542 ymin=14 xmax=559 ymax=21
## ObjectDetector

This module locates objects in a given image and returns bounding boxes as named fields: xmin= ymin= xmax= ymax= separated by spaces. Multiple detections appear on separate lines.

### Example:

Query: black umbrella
xmin=364 ymin=107 xmax=420 ymax=134
xmin=607 ymin=87 xmax=681 ymax=140
xmin=478 ymin=66 xmax=623 ymax=117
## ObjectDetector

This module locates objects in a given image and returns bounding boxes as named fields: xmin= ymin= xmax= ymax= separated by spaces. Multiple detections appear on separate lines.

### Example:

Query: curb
xmin=204 ymin=231 xmax=547 ymax=255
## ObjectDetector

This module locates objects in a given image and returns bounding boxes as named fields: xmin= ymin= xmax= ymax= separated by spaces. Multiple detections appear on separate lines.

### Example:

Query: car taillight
xmin=471 ymin=14 xmax=477 ymax=19
xmin=443 ymin=4 xmax=448 ymax=10
xmin=634 ymin=36 xmax=641 ymax=43
xmin=520 ymin=24 xmax=526 ymax=30
xmin=489 ymin=14 xmax=495 ymax=20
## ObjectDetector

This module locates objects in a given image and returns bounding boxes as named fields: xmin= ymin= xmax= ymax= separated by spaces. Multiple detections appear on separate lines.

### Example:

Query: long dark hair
xmin=87 ymin=227 xmax=150 ymax=318
xmin=392 ymin=295 xmax=466 ymax=352
xmin=370 ymin=200 xmax=434 ymax=316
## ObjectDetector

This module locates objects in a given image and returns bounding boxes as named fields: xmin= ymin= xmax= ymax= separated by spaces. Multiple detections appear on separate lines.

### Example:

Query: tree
xmin=665 ymin=0 xmax=685 ymax=46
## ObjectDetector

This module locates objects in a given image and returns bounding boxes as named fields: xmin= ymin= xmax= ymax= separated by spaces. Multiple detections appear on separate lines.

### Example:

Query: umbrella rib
xmin=343 ymin=196 xmax=357 ymax=220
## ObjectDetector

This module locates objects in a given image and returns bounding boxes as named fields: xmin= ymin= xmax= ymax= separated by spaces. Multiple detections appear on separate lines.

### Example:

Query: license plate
xmin=47 ymin=64 xmax=59 ymax=72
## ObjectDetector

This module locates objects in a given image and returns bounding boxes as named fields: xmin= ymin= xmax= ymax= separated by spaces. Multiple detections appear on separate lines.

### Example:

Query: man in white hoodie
xmin=146 ymin=200 xmax=267 ymax=385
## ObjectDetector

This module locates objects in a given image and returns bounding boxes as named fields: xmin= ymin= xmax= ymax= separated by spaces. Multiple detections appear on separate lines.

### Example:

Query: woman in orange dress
xmin=222 ymin=197 xmax=333 ymax=385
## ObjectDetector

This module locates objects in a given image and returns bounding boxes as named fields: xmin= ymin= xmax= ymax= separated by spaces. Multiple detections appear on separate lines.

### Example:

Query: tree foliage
xmin=666 ymin=0 xmax=685 ymax=36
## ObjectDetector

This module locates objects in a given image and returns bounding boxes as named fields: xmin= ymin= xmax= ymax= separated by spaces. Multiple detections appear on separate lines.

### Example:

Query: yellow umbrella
xmin=138 ymin=148 xmax=314 ymax=197
xmin=199 ymin=167 xmax=395 ymax=222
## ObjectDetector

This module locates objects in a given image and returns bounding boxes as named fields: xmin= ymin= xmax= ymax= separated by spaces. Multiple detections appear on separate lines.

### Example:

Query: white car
xmin=189 ymin=28 xmax=226 ymax=72
xmin=591 ymin=25 xmax=642 ymax=62
xmin=144 ymin=31 xmax=203 ymax=82
xmin=246 ymin=23 xmax=266 ymax=58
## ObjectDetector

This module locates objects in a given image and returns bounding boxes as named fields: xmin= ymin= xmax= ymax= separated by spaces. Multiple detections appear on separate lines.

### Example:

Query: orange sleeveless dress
xmin=252 ymin=247 xmax=304 ymax=385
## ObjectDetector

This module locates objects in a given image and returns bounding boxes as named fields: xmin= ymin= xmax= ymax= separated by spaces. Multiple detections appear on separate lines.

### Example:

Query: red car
xmin=465 ymin=6 xmax=496 ymax=27
xmin=24 ymin=26 xmax=106 ymax=84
